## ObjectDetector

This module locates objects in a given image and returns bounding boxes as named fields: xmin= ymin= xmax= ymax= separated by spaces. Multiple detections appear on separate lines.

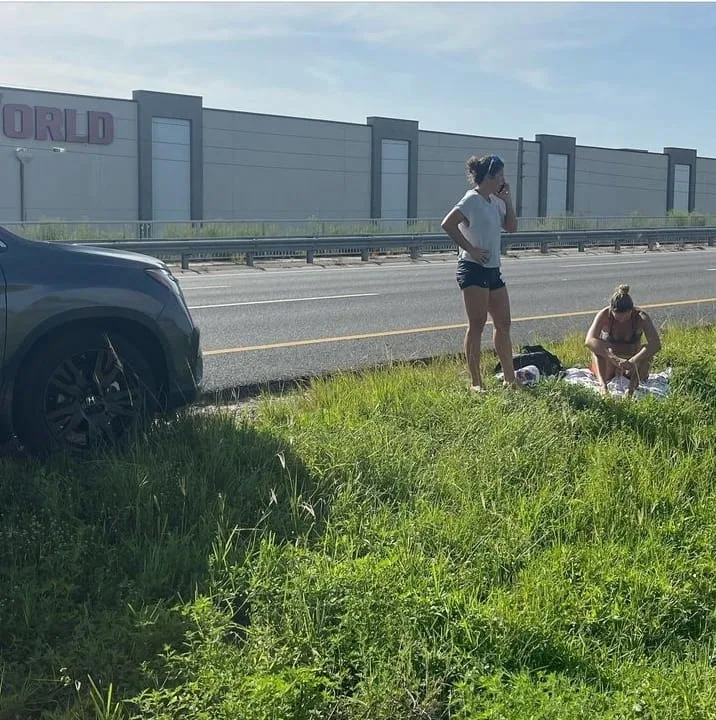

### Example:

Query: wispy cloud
xmin=1 ymin=2 xmax=714 ymax=154
xmin=0 ymin=2 xmax=615 ymax=96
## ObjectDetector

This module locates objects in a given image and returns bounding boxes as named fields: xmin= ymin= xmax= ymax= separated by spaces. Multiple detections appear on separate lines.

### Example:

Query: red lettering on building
xmin=0 ymin=100 xmax=114 ymax=144
xmin=3 ymin=104 xmax=33 ymax=139
xmin=35 ymin=106 xmax=64 ymax=141
xmin=64 ymin=109 xmax=88 ymax=143
xmin=88 ymin=111 xmax=114 ymax=145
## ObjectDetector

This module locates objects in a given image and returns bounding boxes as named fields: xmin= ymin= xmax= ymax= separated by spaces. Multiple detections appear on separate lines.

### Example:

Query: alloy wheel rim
xmin=43 ymin=348 xmax=141 ymax=450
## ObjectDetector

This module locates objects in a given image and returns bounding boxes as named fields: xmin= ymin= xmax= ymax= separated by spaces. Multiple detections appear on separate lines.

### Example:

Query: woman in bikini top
xmin=602 ymin=306 xmax=643 ymax=358
xmin=585 ymin=284 xmax=662 ymax=396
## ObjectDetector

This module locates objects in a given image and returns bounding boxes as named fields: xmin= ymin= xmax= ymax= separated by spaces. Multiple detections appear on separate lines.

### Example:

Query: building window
xmin=380 ymin=139 xmax=409 ymax=220
xmin=152 ymin=117 xmax=191 ymax=222
xmin=673 ymin=163 xmax=690 ymax=212
xmin=546 ymin=153 xmax=568 ymax=216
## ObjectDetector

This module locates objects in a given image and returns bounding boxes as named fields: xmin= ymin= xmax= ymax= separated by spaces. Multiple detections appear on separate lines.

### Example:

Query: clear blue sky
xmin=3 ymin=1 xmax=716 ymax=155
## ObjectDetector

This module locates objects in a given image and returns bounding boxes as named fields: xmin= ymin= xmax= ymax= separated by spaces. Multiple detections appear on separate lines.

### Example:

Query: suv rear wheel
xmin=14 ymin=329 xmax=157 ymax=455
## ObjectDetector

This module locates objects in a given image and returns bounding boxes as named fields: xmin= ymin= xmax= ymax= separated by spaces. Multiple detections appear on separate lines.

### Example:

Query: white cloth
xmin=454 ymin=189 xmax=506 ymax=268
xmin=495 ymin=364 xmax=541 ymax=386
xmin=494 ymin=365 xmax=672 ymax=398
xmin=562 ymin=367 xmax=671 ymax=399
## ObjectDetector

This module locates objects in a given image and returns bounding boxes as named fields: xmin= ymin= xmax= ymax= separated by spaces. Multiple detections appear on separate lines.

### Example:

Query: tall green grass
xmin=1 ymin=326 xmax=716 ymax=718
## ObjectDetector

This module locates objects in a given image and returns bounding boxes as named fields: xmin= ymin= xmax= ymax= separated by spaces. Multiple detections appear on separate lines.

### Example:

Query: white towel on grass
xmin=562 ymin=367 xmax=672 ymax=399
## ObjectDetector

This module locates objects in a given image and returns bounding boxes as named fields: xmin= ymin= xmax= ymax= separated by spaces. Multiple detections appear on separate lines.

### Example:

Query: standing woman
xmin=441 ymin=154 xmax=519 ymax=391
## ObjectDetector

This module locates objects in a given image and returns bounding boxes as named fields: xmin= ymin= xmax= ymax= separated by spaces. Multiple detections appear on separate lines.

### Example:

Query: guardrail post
xmin=708 ymin=235 xmax=715 ymax=247
xmin=361 ymin=249 xmax=369 ymax=262
xmin=647 ymin=235 xmax=656 ymax=251
xmin=540 ymin=239 xmax=549 ymax=254
xmin=409 ymin=246 xmax=420 ymax=260
xmin=577 ymin=241 xmax=585 ymax=252
xmin=181 ymin=253 xmax=191 ymax=270
xmin=614 ymin=237 xmax=621 ymax=252
xmin=307 ymin=248 xmax=315 ymax=264
xmin=246 ymin=252 xmax=255 ymax=267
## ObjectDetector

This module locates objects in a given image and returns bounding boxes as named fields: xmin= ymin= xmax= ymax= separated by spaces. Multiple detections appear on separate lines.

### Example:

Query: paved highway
xmin=173 ymin=248 xmax=716 ymax=391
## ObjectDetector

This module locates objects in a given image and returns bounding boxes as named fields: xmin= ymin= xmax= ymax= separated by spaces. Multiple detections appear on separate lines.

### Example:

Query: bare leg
xmin=462 ymin=286 xmax=489 ymax=389
xmin=487 ymin=285 xmax=516 ymax=385
xmin=591 ymin=352 xmax=615 ymax=395
xmin=636 ymin=358 xmax=652 ymax=382
xmin=627 ymin=357 xmax=652 ymax=395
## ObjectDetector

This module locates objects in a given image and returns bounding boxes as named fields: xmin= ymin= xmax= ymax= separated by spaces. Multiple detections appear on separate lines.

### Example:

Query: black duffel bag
xmin=494 ymin=344 xmax=565 ymax=378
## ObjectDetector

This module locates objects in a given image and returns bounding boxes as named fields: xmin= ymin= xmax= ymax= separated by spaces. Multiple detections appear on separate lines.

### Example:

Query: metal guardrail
xmin=84 ymin=226 xmax=716 ymax=269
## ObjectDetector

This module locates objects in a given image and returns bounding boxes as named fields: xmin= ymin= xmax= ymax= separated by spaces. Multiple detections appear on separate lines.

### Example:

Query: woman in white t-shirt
xmin=441 ymin=154 xmax=519 ymax=391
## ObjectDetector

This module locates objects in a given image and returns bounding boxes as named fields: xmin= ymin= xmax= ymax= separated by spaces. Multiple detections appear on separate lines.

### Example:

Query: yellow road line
xmin=203 ymin=296 xmax=716 ymax=357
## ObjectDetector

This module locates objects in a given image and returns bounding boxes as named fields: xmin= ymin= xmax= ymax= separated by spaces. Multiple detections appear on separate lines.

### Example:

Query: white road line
xmin=177 ymin=264 xmax=430 ymax=282
xmin=203 ymin=295 xmax=716 ymax=356
xmin=188 ymin=292 xmax=378 ymax=310
xmin=560 ymin=261 xmax=649 ymax=268
xmin=176 ymin=250 xmax=715 ymax=283
xmin=176 ymin=259 xmax=612 ymax=284
xmin=181 ymin=285 xmax=230 ymax=290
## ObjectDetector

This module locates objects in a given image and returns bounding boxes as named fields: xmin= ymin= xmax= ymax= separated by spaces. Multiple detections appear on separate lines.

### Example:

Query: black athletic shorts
xmin=456 ymin=259 xmax=506 ymax=291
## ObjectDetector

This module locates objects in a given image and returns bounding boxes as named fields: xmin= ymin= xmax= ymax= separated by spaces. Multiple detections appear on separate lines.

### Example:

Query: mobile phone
xmin=498 ymin=183 xmax=505 ymax=192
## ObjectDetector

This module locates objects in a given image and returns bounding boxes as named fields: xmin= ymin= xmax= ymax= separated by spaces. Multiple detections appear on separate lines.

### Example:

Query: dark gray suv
xmin=0 ymin=225 xmax=203 ymax=454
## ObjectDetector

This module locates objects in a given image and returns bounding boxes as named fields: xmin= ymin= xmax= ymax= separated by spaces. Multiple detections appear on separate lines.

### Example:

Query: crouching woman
xmin=585 ymin=284 xmax=661 ymax=395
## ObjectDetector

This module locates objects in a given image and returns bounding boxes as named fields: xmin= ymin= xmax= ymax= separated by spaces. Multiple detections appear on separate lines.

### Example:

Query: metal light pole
xmin=14 ymin=146 xmax=65 ymax=223
xmin=14 ymin=147 xmax=32 ymax=223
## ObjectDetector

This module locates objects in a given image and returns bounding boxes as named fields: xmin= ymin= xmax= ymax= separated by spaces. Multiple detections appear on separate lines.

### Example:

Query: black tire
xmin=14 ymin=328 xmax=158 ymax=455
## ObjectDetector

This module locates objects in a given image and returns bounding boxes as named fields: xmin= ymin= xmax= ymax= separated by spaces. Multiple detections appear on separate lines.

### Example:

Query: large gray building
xmin=1 ymin=85 xmax=713 ymax=223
